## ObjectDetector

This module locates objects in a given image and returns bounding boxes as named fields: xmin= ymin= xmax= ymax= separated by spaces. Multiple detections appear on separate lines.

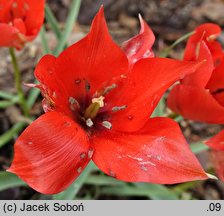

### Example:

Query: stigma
xmin=91 ymin=96 xmax=105 ymax=107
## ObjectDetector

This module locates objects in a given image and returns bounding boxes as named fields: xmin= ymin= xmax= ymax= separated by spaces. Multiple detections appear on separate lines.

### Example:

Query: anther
xmin=86 ymin=118 xmax=94 ymax=127
xmin=103 ymin=83 xmax=117 ymax=95
xmin=112 ymin=105 xmax=127 ymax=112
xmin=102 ymin=121 xmax=112 ymax=129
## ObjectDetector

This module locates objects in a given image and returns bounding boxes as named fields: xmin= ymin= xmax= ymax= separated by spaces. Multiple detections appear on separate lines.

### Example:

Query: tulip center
xmin=83 ymin=96 xmax=105 ymax=127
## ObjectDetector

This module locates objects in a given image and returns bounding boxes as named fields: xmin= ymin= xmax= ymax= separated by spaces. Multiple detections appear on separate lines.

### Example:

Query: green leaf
xmin=54 ymin=0 xmax=81 ymax=56
xmin=0 ymin=122 xmax=26 ymax=148
xmin=134 ymin=183 xmax=179 ymax=199
xmin=174 ymin=115 xmax=183 ymax=122
xmin=85 ymin=175 xmax=125 ymax=186
xmin=159 ymin=31 xmax=195 ymax=58
xmin=40 ymin=26 xmax=51 ymax=54
xmin=53 ymin=161 xmax=97 ymax=200
xmin=45 ymin=4 xmax=61 ymax=40
xmin=0 ymin=95 xmax=19 ymax=108
xmin=0 ymin=91 xmax=17 ymax=100
xmin=100 ymin=183 xmax=179 ymax=200
xmin=0 ymin=99 xmax=17 ymax=108
xmin=151 ymin=96 xmax=165 ymax=117
xmin=190 ymin=142 xmax=209 ymax=154
xmin=0 ymin=172 xmax=27 ymax=191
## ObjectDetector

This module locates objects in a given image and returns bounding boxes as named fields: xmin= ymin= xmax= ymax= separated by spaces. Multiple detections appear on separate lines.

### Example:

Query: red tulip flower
xmin=206 ymin=131 xmax=224 ymax=181
xmin=8 ymin=8 xmax=208 ymax=194
xmin=167 ymin=23 xmax=224 ymax=123
xmin=0 ymin=0 xmax=45 ymax=49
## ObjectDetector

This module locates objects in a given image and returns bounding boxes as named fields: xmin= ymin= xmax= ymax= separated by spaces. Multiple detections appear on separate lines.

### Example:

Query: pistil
xmin=84 ymin=96 xmax=105 ymax=120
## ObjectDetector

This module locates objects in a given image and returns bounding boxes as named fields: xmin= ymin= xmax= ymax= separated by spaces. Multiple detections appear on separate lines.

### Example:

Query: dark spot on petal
xmin=63 ymin=122 xmax=72 ymax=127
xmin=85 ymin=80 xmax=91 ymax=92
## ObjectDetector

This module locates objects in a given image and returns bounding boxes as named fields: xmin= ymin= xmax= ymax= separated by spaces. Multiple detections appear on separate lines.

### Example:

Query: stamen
xmin=102 ymin=121 xmax=112 ymax=129
xmin=92 ymin=96 xmax=105 ymax=108
xmin=103 ymin=83 xmax=117 ymax=95
xmin=207 ymin=34 xmax=216 ymax=42
xmin=84 ymin=102 xmax=100 ymax=119
xmin=69 ymin=97 xmax=78 ymax=105
xmin=86 ymin=118 xmax=94 ymax=127
xmin=195 ymin=42 xmax=201 ymax=58
xmin=68 ymin=96 xmax=80 ymax=111
xmin=112 ymin=105 xmax=127 ymax=112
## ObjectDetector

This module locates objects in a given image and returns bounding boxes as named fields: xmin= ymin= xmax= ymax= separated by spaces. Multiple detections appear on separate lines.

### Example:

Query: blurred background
xmin=0 ymin=0 xmax=224 ymax=200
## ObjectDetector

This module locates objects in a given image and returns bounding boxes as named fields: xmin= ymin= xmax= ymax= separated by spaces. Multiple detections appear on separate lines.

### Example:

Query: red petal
xmin=8 ymin=112 xmax=91 ymax=194
xmin=206 ymin=56 xmax=224 ymax=92
xmin=54 ymin=7 xmax=128 ymax=100
xmin=91 ymin=117 xmax=207 ymax=183
xmin=206 ymin=130 xmax=224 ymax=151
xmin=184 ymin=23 xmax=221 ymax=61
xmin=34 ymin=55 xmax=76 ymax=118
xmin=213 ymin=92 xmax=224 ymax=107
xmin=182 ymin=41 xmax=214 ymax=88
xmin=23 ymin=0 xmax=45 ymax=36
xmin=211 ymin=150 xmax=224 ymax=182
xmin=208 ymin=41 xmax=223 ymax=66
xmin=167 ymin=84 xmax=224 ymax=124
xmin=121 ymin=15 xmax=155 ymax=66
xmin=106 ymin=58 xmax=204 ymax=132
xmin=0 ymin=23 xmax=24 ymax=49
xmin=13 ymin=18 xmax=26 ymax=35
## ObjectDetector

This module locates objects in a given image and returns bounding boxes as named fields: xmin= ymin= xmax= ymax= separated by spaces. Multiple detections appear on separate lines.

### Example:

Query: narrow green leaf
xmin=174 ymin=115 xmax=183 ymax=122
xmin=159 ymin=31 xmax=195 ymax=57
xmin=135 ymin=183 xmax=179 ymax=200
xmin=0 ymin=122 xmax=26 ymax=148
xmin=53 ymin=162 xmax=97 ymax=200
xmin=85 ymin=175 xmax=125 ymax=186
xmin=0 ymin=99 xmax=17 ymax=108
xmin=0 ymin=172 xmax=26 ymax=191
xmin=0 ymin=91 xmax=17 ymax=100
xmin=190 ymin=142 xmax=209 ymax=154
xmin=151 ymin=96 xmax=165 ymax=117
xmin=40 ymin=26 xmax=51 ymax=54
xmin=54 ymin=0 xmax=81 ymax=56
xmin=100 ymin=183 xmax=179 ymax=200
xmin=45 ymin=4 xmax=61 ymax=39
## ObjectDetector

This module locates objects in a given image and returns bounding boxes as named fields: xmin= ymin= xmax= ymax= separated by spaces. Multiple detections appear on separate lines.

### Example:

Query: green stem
xmin=159 ymin=31 xmax=195 ymax=58
xmin=9 ymin=48 xmax=29 ymax=117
